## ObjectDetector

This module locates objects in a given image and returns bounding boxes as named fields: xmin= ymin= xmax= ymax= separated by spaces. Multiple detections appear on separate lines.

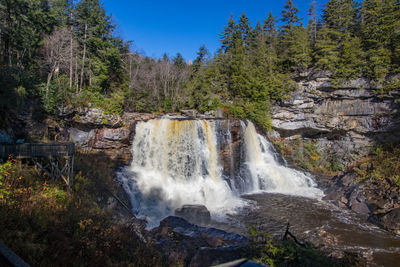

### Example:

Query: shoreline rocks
xmin=150 ymin=216 xmax=248 ymax=266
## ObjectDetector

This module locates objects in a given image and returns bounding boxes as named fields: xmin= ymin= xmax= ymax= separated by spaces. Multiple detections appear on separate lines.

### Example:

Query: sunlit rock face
xmin=269 ymin=72 xmax=400 ymax=165
xmin=118 ymin=118 xmax=323 ymax=227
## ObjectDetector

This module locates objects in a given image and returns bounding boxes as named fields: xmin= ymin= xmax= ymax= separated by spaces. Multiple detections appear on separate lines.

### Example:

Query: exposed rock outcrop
xmin=270 ymin=72 xmax=400 ymax=234
xmin=323 ymin=169 xmax=400 ymax=234
xmin=63 ymin=111 xmax=157 ymax=163
xmin=270 ymin=73 xmax=400 ymax=165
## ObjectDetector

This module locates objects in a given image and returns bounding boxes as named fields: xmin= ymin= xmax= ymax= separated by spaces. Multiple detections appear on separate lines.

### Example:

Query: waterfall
xmin=119 ymin=118 xmax=244 ymax=227
xmin=119 ymin=118 xmax=323 ymax=227
xmin=240 ymin=121 xmax=323 ymax=197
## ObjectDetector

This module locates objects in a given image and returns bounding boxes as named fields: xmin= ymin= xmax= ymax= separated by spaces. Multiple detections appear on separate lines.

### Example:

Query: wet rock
xmin=180 ymin=109 xmax=197 ymax=117
xmin=317 ymin=229 xmax=338 ymax=247
xmin=350 ymin=201 xmax=370 ymax=215
xmin=381 ymin=208 xmax=400 ymax=235
xmin=150 ymin=216 xmax=248 ymax=266
xmin=121 ymin=112 xmax=156 ymax=124
xmin=175 ymin=204 xmax=211 ymax=225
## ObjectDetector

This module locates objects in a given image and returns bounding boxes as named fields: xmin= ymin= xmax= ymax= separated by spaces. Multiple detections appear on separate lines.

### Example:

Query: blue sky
xmin=102 ymin=0 xmax=327 ymax=61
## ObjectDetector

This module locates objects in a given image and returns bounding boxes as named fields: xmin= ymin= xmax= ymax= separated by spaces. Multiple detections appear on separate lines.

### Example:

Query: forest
xmin=1 ymin=1 xmax=400 ymax=266
xmin=1 ymin=0 xmax=399 ymax=128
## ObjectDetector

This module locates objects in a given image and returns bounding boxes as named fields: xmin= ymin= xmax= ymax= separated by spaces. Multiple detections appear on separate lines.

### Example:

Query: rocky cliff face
xmin=270 ymin=72 xmax=400 ymax=166
xmin=269 ymin=71 xmax=400 ymax=233
xmin=65 ymin=110 xmax=157 ymax=163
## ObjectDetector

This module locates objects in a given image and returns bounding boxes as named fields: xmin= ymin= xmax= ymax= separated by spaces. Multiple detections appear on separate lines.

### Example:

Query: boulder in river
xmin=381 ymin=208 xmax=400 ymax=235
xmin=175 ymin=204 xmax=211 ymax=225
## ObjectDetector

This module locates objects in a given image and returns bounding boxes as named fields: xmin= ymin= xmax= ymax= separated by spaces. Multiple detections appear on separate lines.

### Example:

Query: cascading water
xmin=119 ymin=118 xmax=323 ymax=227
xmin=240 ymin=121 xmax=323 ymax=197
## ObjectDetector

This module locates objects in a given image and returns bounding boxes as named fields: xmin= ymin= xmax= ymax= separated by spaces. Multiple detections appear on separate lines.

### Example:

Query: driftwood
xmin=282 ymin=223 xmax=306 ymax=248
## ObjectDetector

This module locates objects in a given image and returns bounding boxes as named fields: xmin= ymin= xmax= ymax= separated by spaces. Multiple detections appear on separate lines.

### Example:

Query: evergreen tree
xmin=314 ymin=0 xmax=362 ymax=77
xmin=247 ymin=20 xmax=263 ymax=52
xmin=281 ymin=0 xmax=302 ymax=31
xmin=219 ymin=14 xmax=237 ymax=52
xmin=173 ymin=53 xmax=186 ymax=68
xmin=263 ymin=12 xmax=278 ymax=75
xmin=228 ymin=30 xmax=248 ymax=98
xmin=307 ymin=0 xmax=318 ymax=46
xmin=193 ymin=45 xmax=209 ymax=71
xmin=314 ymin=26 xmax=341 ymax=71
xmin=323 ymin=0 xmax=357 ymax=34
xmin=280 ymin=0 xmax=310 ymax=72
xmin=238 ymin=12 xmax=252 ymax=47
xmin=361 ymin=0 xmax=392 ymax=82
xmin=335 ymin=36 xmax=365 ymax=80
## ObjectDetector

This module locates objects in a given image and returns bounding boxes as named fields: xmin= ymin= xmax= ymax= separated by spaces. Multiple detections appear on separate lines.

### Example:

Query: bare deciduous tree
xmin=43 ymin=28 xmax=75 ymax=94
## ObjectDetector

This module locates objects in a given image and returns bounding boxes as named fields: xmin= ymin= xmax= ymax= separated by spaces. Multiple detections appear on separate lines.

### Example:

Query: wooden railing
xmin=0 ymin=142 xmax=75 ymax=187
xmin=0 ymin=143 xmax=74 ymax=159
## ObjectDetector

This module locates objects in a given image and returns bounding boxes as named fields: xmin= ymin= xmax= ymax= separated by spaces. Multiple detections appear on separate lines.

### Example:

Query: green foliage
xmin=224 ymin=100 xmax=272 ymax=130
xmin=365 ymin=145 xmax=400 ymax=186
xmin=0 ymin=156 xmax=162 ymax=266
xmin=275 ymin=137 xmax=346 ymax=175
xmin=40 ymin=74 xmax=70 ymax=114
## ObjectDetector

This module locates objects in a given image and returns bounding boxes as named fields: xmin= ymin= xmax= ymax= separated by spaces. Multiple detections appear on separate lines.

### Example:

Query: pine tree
xmin=220 ymin=14 xmax=237 ymax=53
xmin=314 ymin=26 xmax=341 ymax=71
xmin=228 ymin=30 xmax=248 ymax=98
xmin=281 ymin=0 xmax=302 ymax=31
xmin=238 ymin=11 xmax=252 ymax=47
xmin=247 ymin=20 xmax=263 ymax=50
xmin=335 ymin=36 xmax=365 ymax=81
xmin=263 ymin=12 xmax=278 ymax=75
xmin=307 ymin=0 xmax=318 ymax=46
xmin=323 ymin=0 xmax=357 ymax=34
xmin=361 ymin=0 xmax=392 ymax=82
xmin=314 ymin=0 xmax=362 ymax=77
xmin=173 ymin=53 xmax=186 ymax=68
xmin=280 ymin=0 xmax=310 ymax=72
xmin=193 ymin=45 xmax=209 ymax=71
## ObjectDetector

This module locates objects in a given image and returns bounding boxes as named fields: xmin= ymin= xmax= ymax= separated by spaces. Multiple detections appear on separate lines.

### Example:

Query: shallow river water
xmin=210 ymin=193 xmax=400 ymax=267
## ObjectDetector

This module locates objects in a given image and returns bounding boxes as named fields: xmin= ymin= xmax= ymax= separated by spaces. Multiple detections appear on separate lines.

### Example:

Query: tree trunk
xmin=75 ymin=55 xmax=79 ymax=94
xmin=46 ymin=62 xmax=57 ymax=95
xmin=69 ymin=1 xmax=74 ymax=90
xmin=79 ymin=22 xmax=88 ymax=93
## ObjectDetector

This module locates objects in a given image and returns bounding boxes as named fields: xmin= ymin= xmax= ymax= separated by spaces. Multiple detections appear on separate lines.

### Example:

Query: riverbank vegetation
xmin=245 ymin=226 xmax=361 ymax=266
xmin=353 ymin=144 xmax=400 ymax=187
xmin=0 ymin=155 xmax=162 ymax=266
xmin=1 ymin=0 xmax=399 ymax=129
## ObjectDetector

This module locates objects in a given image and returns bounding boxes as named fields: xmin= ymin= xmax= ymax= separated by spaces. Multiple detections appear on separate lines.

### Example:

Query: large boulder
xmin=381 ymin=208 xmax=400 ymax=235
xmin=175 ymin=204 xmax=211 ymax=225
